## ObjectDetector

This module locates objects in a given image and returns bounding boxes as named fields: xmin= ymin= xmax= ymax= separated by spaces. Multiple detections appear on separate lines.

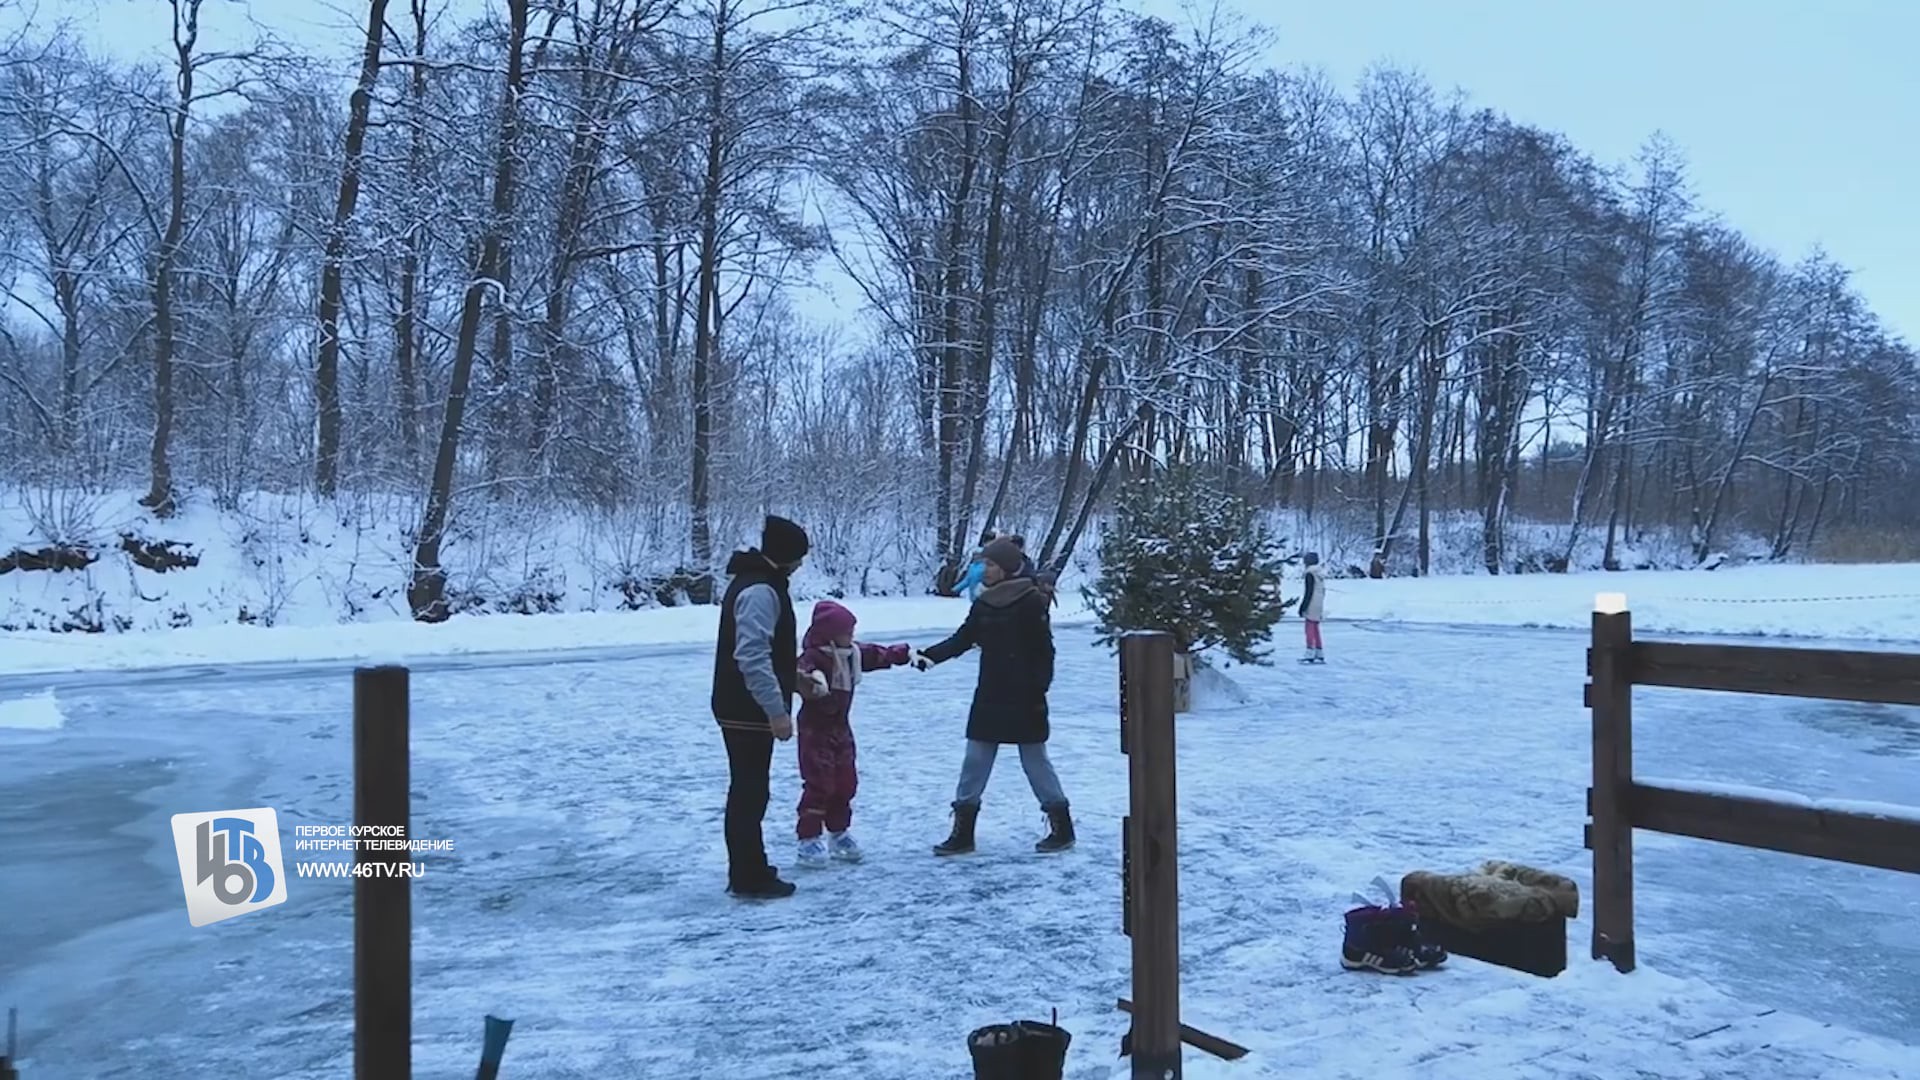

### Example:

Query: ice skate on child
xmin=792 ymin=600 xmax=912 ymax=867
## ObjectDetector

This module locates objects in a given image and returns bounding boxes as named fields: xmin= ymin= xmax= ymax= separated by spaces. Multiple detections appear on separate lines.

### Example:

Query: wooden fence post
xmin=1587 ymin=599 xmax=1635 ymax=973
xmin=355 ymin=665 xmax=411 ymax=1079
xmin=1 ymin=1005 xmax=17 ymax=1080
xmin=1121 ymin=632 xmax=1181 ymax=1078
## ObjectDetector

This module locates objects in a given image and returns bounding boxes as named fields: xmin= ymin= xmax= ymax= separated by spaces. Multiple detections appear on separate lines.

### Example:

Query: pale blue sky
xmin=1163 ymin=0 xmax=1919 ymax=345
xmin=24 ymin=0 xmax=1918 ymax=344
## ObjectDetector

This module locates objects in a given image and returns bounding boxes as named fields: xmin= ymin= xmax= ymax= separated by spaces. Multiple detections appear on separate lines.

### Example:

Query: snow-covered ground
xmin=1326 ymin=561 xmax=1920 ymax=641
xmin=10 ymin=486 xmax=1911 ymax=656
xmin=0 ymin=487 xmax=1046 ymax=637
xmin=2 ymin=617 xmax=1916 ymax=1078
xmin=6 ymin=558 xmax=1920 ymax=679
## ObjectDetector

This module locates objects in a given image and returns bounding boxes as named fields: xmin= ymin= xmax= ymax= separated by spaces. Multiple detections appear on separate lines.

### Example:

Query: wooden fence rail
xmin=1627 ymin=640 xmax=1920 ymax=705
xmin=1584 ymin=601 xmax=1920 ymax=973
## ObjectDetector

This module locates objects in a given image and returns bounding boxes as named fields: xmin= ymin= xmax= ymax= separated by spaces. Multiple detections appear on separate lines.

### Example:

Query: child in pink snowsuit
xmin=793 ymin=600 xmax=912 ymax=867
xmin=1299 ymin=552 xmax=1326 ymax=663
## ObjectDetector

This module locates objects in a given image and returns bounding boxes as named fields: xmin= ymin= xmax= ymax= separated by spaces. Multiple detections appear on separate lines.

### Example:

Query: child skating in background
xmin=793 ymin=600 xmax=913 ymax=866
xmin=1299 ymin=552 xmax=1326 ymax=663
xmin=953 ymin=529 xmax=998 ymax=600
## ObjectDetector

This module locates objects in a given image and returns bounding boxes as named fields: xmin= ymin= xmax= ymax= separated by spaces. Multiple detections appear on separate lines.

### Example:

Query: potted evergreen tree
xmin=1085 ymin=466 xmax=1291 ymax=710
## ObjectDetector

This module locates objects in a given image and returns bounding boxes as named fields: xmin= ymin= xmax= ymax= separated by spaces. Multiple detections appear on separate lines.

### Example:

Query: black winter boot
xmin=935 ymin=802 xmax=979 ymax=856
xmin=726 ymin=869 xmax=796 ymax=900
xmin=1035 ymin=804 xmax=1074 ymax=853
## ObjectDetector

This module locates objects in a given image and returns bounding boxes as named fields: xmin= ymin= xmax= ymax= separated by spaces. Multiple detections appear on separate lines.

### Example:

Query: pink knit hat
xmin=803 ymin=600 xmax=857 ymax=647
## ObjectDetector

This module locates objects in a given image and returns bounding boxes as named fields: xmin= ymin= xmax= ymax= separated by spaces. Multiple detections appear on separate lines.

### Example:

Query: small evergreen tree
xmin=1085 ymin=466 xmax=1291 ymax=665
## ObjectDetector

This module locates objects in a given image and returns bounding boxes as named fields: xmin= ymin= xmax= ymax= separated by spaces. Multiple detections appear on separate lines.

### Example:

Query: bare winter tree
xmin=123 ymin=0 xmax=261 ymax=515
xmin=676 ymin=0 xmax=836 ymax=596
xmin=406 ymin=0 xmax=533 ymax=620
xmin=0 ymin=39 xmax=143 ymax=467
xmin=0 ymin=0 xmax=1913 ymax=609
xmin=312 ymin=0 xmax=390 ymax=496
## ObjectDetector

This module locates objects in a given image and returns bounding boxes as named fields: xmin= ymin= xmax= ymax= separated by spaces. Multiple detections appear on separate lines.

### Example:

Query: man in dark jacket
xmin=712 ymin=514 xmax=810 ymax=899
xmin=911 ymin=536 xmax=1073 ymax=855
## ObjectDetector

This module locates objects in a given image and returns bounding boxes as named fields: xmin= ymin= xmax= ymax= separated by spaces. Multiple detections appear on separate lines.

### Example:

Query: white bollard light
xmin=1593 ymin=592 xmax=1628 ymax=615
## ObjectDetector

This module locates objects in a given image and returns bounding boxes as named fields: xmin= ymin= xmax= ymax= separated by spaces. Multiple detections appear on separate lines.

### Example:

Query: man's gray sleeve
xmin=733 ymin=583 xmax=787 ymax=719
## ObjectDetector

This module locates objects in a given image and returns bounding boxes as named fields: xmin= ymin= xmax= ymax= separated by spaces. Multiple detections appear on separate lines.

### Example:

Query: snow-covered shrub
xmin=494 ymin=564 xmax=568 ymax=614
xmin=18 ymin=483 xmax=107 ymax=549
xmin=1084 ymin=466 xmax=1291 ymax=665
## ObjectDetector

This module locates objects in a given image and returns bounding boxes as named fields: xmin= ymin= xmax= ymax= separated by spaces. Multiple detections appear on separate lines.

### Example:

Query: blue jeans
xmin=954 ymin=739 xmax=1067 ymax=810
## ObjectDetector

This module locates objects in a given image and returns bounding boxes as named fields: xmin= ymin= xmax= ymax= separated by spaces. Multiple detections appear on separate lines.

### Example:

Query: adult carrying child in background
xmin=952 ymin=529 xmax=999 ymax=601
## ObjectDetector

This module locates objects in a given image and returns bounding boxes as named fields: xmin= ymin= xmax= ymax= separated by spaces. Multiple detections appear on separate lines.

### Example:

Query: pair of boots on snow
xmin=1341 ymin=878 xmax=1448 ymax=975
xmin=934 ymin=803 xmax=1074 ymax=856
xmin=795 ymin=803 xmax=1074 ymax=866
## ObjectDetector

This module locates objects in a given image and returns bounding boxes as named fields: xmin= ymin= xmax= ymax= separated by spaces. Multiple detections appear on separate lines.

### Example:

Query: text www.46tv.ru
xmin=295 ymin=861 xmax=427 ymax=878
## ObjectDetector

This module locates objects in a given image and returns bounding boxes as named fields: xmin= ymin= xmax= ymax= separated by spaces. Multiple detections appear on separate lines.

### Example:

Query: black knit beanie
xmin=762 ymin=515 xmax=810 ymax=565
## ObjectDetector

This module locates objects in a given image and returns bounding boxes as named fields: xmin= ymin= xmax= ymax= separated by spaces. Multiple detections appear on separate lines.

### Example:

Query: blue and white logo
xmin=170 ymin=808 xmax=288 ymax=927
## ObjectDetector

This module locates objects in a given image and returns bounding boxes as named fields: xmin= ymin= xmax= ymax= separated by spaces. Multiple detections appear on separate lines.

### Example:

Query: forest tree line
xmin=0 ymin=0 xmax=1913 ymax=611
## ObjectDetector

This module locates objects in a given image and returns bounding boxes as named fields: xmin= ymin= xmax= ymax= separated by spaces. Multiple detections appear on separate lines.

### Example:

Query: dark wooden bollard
xmin=1121 ymin=632 xmax=1180 ymax=1078
xmin=1587 ymin=600 xmax=1635 ymax=972
xmin=355 ymin=665 xmax=410 ymax=1080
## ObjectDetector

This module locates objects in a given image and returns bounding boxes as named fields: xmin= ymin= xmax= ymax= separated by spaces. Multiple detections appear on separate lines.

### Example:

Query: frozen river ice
xmin=1 ymin=622 xmax=1916 ymax=1078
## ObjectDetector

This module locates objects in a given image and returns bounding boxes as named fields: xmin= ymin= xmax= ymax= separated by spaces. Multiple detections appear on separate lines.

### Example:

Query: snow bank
xmin=4 ymin=486 xmax=1919 ymax=678
xmin=1812 ymin=797 xmax=1920 ymax=825
xmin=1327 ymin=561 xmax=1920 ymax=641
xmin=1189 ymin=664 xmax=1254 ymax=708
xmin=1641 ymin=777 xmax=1920 ymax=825
xmin=0 ymin=594 xmax=1093 ymax=677
xmin=0 ymin=689 xmax=64 ymax=729
xmin=0 ymin=486 xmax=1093 ymax=674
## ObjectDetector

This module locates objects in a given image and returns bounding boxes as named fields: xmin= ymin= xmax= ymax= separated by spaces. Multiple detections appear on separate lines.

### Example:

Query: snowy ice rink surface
xmin=2 ymin=621 xmax=1917 ymax=1078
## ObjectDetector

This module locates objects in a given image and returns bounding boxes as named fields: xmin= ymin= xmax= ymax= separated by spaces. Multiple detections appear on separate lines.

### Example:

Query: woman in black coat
xmin=911 ymin=537 xmax=1073 ymax=855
